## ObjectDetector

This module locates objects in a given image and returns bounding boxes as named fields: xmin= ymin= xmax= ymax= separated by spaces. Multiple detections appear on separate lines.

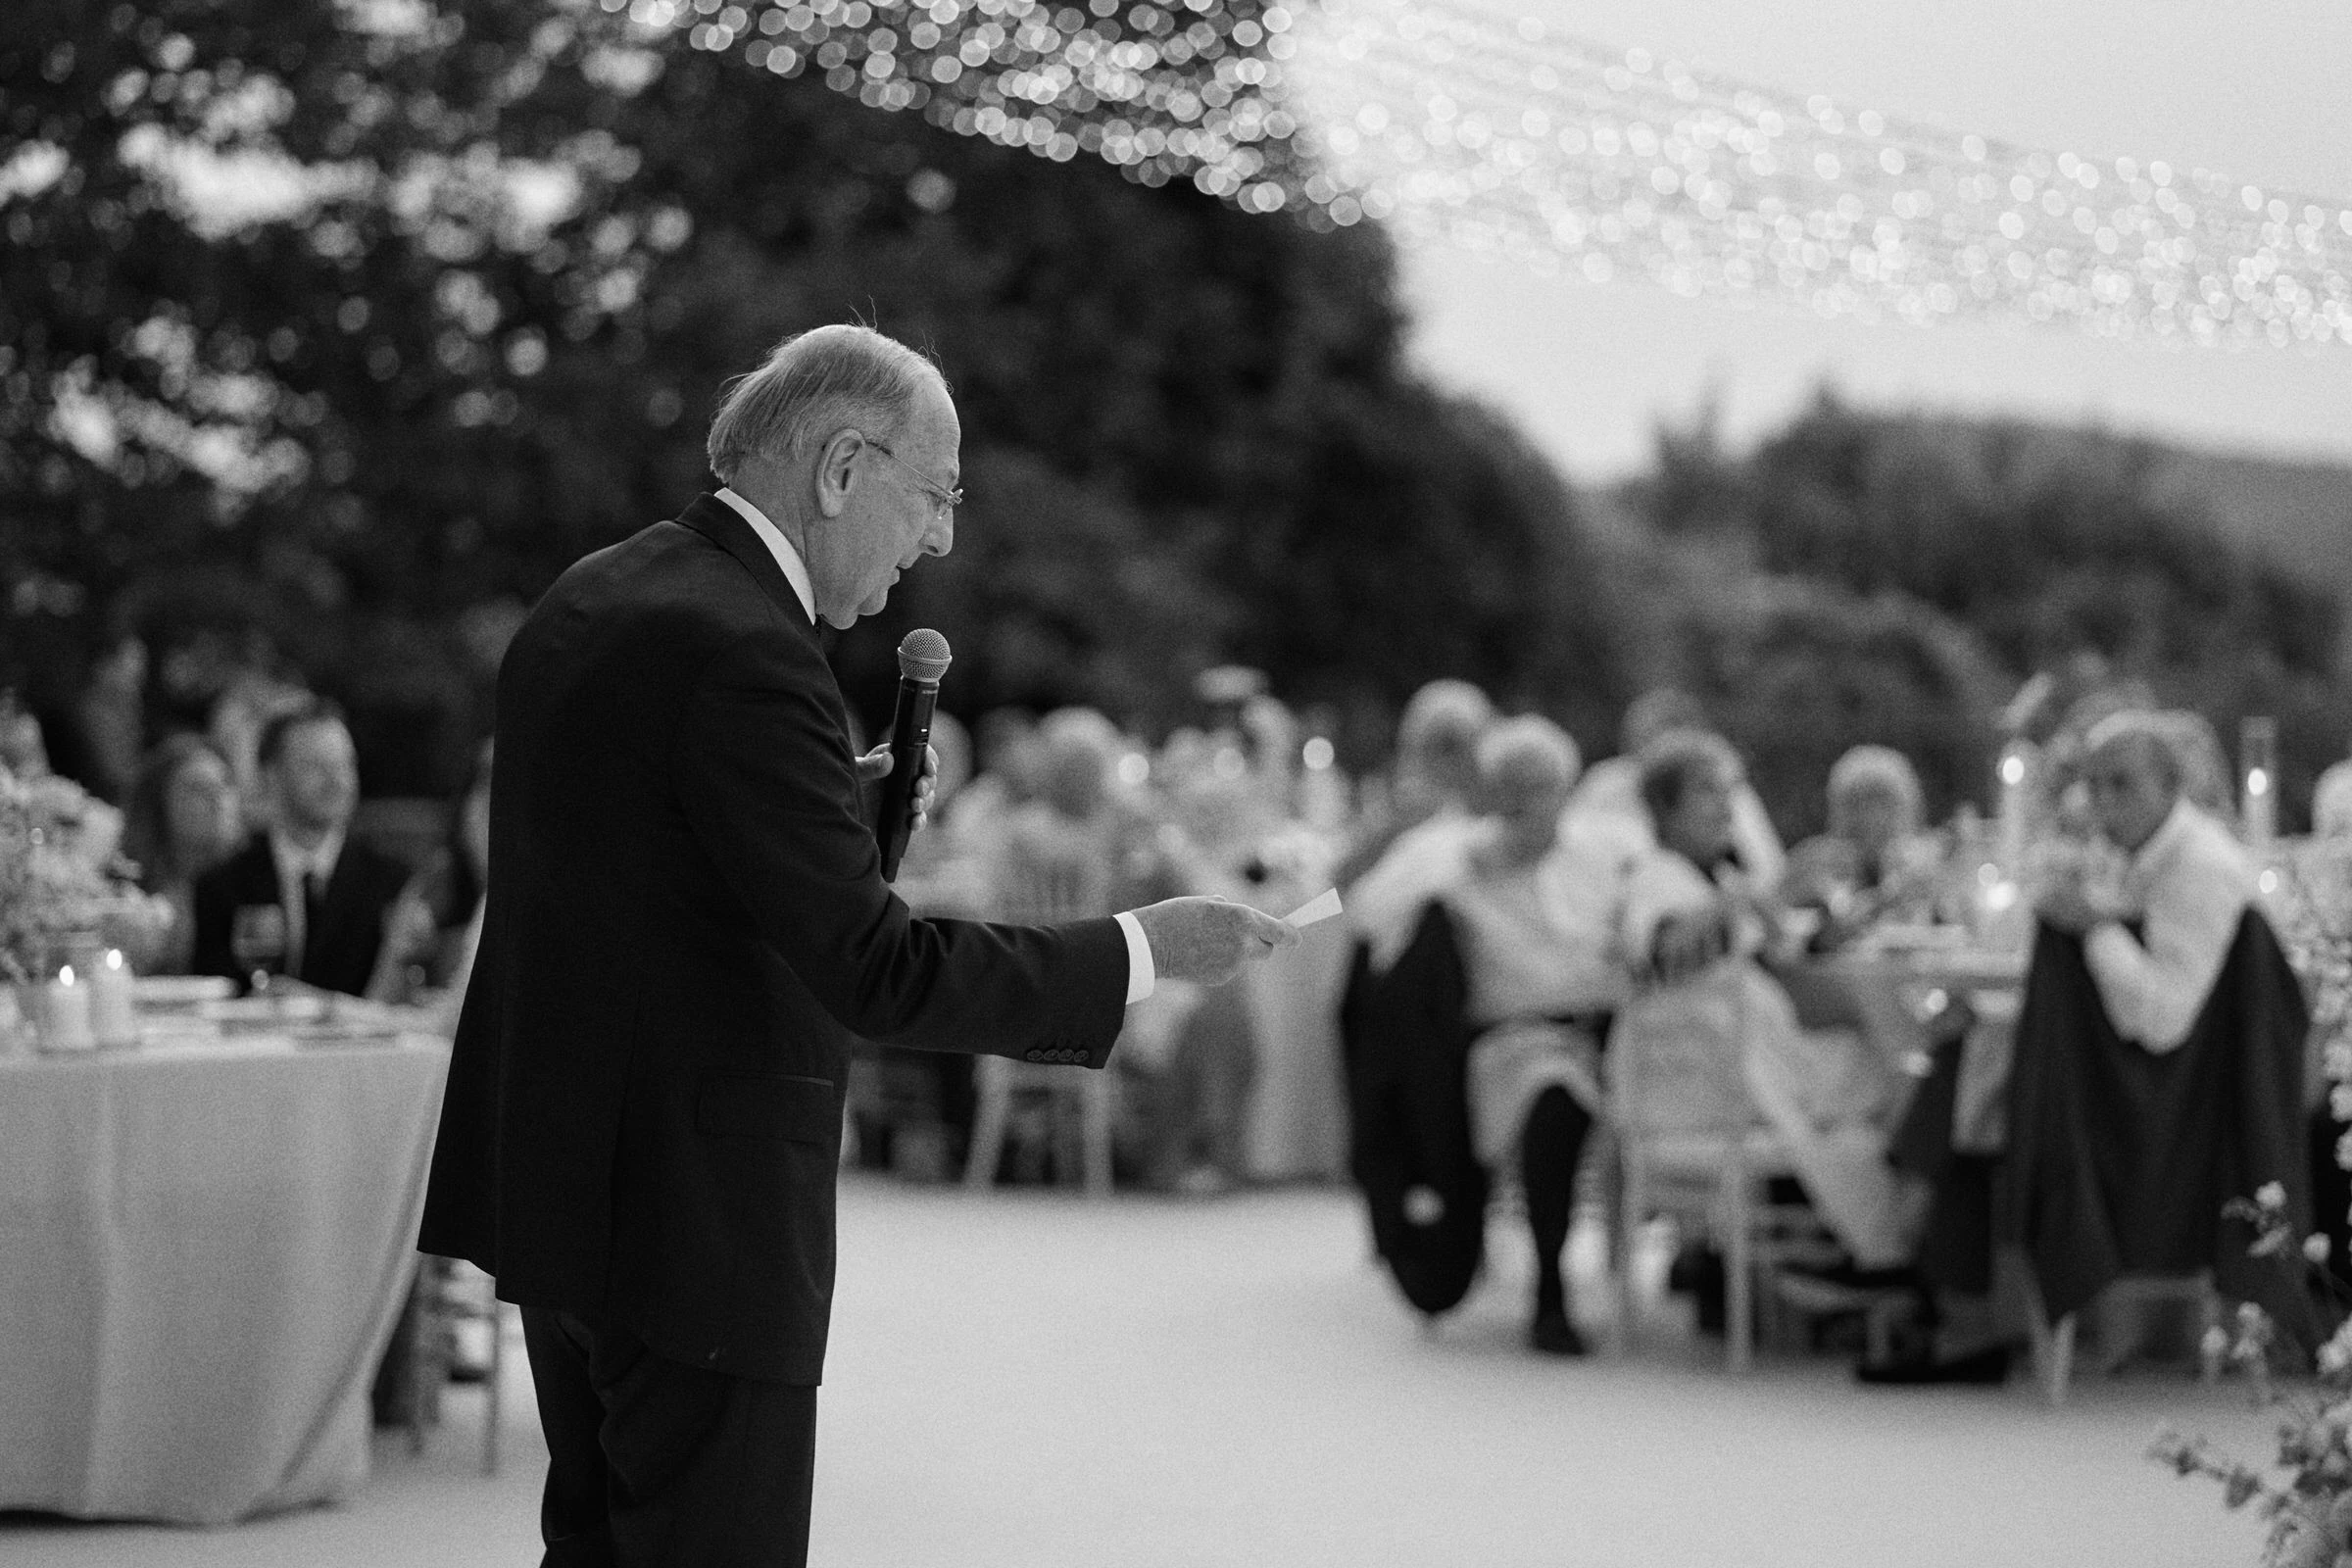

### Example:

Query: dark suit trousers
xmin=521 ymin=1308 xmax=818 ymax=1567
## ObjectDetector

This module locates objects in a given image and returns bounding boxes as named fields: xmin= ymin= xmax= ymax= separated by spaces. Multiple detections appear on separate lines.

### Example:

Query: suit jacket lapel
xmin=674 ymin=493 xmax=817 ymax=636
xmin=673 ymin=491 xmax=854 ymax=752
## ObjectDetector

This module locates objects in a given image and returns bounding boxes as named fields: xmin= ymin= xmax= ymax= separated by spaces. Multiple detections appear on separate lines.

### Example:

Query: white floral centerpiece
xmin=2151 ymin=837 xmax=2352 ymax=1566
xmin=0 ymin=764 xmax=169 ymax=986
xmin=2275 ymin=839 xmax=2352 ymax=1113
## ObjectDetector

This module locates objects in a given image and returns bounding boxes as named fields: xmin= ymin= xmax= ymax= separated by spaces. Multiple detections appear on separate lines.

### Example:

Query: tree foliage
xmin=1 ymin=0 xmax=1601 ymax=786
xmin=1625 ymin=394 xmax=2351 ymax=830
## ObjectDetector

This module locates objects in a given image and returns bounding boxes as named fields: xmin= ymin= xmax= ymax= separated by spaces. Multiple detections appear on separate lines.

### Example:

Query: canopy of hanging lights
xmin=638 ymin=0 xmax=2352 ymax=349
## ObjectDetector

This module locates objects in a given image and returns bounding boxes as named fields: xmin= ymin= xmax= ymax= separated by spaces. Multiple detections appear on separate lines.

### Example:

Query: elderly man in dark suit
xmin=191 ymin=700 xmax=413 ymax=998
xmin=419 ymin=324 xmax=1293 ymax=1567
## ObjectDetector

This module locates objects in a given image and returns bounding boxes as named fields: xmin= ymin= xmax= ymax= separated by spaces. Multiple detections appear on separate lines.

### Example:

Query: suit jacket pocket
xmin=694 ymin=1071 xmax=838 ymax=1145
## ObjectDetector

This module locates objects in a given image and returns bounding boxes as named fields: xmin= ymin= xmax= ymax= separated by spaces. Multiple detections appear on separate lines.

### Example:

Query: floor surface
xmin=1 ymin=1177 xmax=2281 ymax=1566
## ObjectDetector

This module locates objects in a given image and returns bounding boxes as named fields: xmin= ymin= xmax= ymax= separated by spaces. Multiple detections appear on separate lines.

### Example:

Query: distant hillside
xmin=2152 ymin=450 xmax=2352 ymax=606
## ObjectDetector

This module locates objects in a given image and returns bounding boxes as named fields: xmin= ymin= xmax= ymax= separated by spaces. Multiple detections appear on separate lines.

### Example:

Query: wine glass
xmin=229 ymin=905 xmax=287 ymax=997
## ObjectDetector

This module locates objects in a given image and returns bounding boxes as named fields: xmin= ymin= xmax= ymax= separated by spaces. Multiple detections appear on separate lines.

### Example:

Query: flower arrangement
xmin=2146 ymin=841 xmax=2352 ymax=1566
xmin=2150 ymin=1190 xmax=2352 ymax=1566
xmin=0 ymin=764 xmax=169 ymax=984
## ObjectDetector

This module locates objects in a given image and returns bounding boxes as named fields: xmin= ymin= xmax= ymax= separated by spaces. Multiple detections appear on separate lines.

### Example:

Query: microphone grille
xmin=898 ymin=628 xmax=953 ymax=682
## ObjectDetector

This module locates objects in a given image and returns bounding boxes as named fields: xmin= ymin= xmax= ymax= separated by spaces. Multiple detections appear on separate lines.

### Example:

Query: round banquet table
xmin=0 ymin=1028 xmax=449 ymax=1524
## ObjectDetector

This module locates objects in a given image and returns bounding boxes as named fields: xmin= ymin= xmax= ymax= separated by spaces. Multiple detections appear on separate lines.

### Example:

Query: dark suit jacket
xmin=191 ymin=832 xmax=413 ymax=999
xmin=1347 ymin=903 xmax=1490 ymax=1318
xmin=418 ymin=493 xmax=1129 ymax=1384
xmin=1999 ymin=909 xmax=2314 ymax=1335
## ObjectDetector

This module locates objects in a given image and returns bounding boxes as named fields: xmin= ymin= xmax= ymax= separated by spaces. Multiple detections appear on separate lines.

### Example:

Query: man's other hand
xmin=856 ymin=742 xmax=939 ymax=831
xmin=1128 ymin=895 xmax=1298 ymax=987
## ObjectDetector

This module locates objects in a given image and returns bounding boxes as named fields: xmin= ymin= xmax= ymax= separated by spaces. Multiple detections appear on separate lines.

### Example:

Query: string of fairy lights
xmin=637 ymin=0 xmax=2352 ymax=348
xmin=1284 ymin=0 xmax=2352 ymax=347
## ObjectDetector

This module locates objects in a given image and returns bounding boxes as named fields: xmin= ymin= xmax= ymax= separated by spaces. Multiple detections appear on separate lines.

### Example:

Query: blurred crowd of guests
xmin=1 ymin=655 xmax=491 ymax=1027
xmin=1340 ymin=673 xmax=2348 ymax=1381
xmin=12 ymin=635 xmax=2352 ymax=1386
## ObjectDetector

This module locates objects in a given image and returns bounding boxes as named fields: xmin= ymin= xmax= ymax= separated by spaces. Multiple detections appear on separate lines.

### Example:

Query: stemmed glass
xmin=229 ymin=905 xmax=287 ymax=999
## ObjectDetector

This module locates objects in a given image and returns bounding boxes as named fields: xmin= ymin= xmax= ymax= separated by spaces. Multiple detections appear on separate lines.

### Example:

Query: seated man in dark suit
xmin=1886 ymin=710 xmax=2311 ymax=1382
xmin=191 ymin=700 xmax=414 ymax=999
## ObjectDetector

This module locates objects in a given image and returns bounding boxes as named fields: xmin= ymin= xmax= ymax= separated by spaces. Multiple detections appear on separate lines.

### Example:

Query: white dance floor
xmin=3 ymin=1177 xmax=2276 ymax=1567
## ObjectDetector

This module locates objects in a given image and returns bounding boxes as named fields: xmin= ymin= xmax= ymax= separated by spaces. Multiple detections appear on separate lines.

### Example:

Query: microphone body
xmin=875 ymin=630 xmax=953 ymax=882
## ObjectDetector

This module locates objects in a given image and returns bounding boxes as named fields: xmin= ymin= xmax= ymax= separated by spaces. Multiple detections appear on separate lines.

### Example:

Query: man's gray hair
xmin=1827 ymin=744 xmax=1923 ymax=829
xmin=705 ymin=324 xmax=943 ymax=484
xmin=1477 ymin=714 xmax=1581 ymax=794
xmin=1397 ymin=679 xmax=1494 ymax=767
xmin=2082 ymin=710 xmax=2186 ymax=793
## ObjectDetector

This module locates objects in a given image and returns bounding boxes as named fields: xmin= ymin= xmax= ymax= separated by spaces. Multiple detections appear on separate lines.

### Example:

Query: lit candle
xmin=2241 ymin=716 xmax=2278 ymax=848
xmin=90 ymin=949 xmax=138 ymax=1049
xmin=1994 ymin=740 xmax=2033 ymax=871
xmin=43 ymin=964 xmax=95 ymax=1053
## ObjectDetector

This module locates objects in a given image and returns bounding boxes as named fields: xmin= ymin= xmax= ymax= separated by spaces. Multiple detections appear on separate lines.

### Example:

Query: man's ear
xmin=813 ymin=430 xmax=860 ymax=519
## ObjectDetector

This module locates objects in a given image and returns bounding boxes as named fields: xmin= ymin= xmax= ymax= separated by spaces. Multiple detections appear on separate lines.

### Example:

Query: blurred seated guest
xmin=2312 ymin=760 xmax=2352 ymax=840
xmin=120 ymin=735 xmax=243 ymax=975
xmin=2151 ymin=709 xmax=2233 ymax=817
xmin=2000 ymin=711 xmax=2312 ymax=1338
xmin=1342 ymin=678 xmax=1494 ymax=975
xmin=0 ymin=689 xmax=51 ymax=779
xmin=192 ymin=700 xmax=413 ymax=998
xmin=63 ymin=633 xmax=147 ymax=805
xmin=948 ymin=707 xmax=1038 ymax=859
xmin=993 ymin=709 xmax=1128 ymax=904
xmin=1620 ymin=731 xmax=1920 ymax=1275
xmin=1446 ymin=717 xmax=1627 ymax=1352
xmin=1117 ymin=727 xmax=1270 ymax=1195
xmin=1346 ymin=717 xmax=1628 ymax=1342
xmin=208 ymin=665 xmax=314 ymax=834
xmin=370 ymin=739 xmax=494 ymax=1019
xmin=1563 ymin=688 xmax=1786 ymax=888
xmin=1780 ymin=745 xmax=1942 ymax=954
xmin=1119 ymin=977 xmax=1257 ymax=1194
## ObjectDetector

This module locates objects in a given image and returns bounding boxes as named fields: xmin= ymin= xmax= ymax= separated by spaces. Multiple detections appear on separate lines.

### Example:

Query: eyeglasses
xmin=858 ymin=433 xmax=962 ymax=515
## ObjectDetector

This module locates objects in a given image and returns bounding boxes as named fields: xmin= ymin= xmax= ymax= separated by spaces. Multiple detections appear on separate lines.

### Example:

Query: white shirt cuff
xmin=1113 ymin=910 xmax=1155 ymax=1004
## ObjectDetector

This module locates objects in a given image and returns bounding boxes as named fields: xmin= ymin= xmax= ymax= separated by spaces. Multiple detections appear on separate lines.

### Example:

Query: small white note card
xmin=1286 ymin=888 xmax=1344 ymax=928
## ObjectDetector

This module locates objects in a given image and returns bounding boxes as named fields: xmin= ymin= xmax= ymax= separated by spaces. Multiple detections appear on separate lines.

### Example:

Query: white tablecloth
xmin=0 ymin=1032 xmax=449 ymax=1523
xmin=1239 ymin=917 xmax=1352 ymax=1181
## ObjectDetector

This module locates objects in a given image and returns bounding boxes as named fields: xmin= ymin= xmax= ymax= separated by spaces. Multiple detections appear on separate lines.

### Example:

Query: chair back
xmin=1610 ymin=961 xmax=1762 ymax=1140
xmin=991 ymin=818 xmax=1114 ymax=924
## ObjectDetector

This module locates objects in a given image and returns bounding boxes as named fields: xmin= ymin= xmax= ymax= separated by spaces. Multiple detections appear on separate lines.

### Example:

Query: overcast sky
xmin=1386 ymin=0 xmax=2352 ymax=478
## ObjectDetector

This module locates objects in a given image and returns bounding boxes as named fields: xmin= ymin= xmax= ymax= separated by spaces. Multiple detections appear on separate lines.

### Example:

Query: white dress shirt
xmin=2083 ymin=798 xmax=2256 ymax=1054
xmin=712 ymin=486 xmax=1153 ymax=1003
xmin=270 ymin=825 xmax=345 ymax=976
xmin=1446 ymin=833 xmax=1628 ymax=1024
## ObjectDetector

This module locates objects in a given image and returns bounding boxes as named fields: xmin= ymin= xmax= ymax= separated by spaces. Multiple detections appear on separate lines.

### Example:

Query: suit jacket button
xmin=1025 ymin=1050 xmax=1045 ymax=1063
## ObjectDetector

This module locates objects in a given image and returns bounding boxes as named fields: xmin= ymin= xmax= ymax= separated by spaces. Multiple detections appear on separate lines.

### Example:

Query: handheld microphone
xmin=875 ymin=628 xmax=952 ymax=882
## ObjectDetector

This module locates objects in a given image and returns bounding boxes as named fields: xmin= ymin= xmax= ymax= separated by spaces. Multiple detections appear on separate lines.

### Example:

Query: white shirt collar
xmin=714 ymin=488 xmax=817 ymax=625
